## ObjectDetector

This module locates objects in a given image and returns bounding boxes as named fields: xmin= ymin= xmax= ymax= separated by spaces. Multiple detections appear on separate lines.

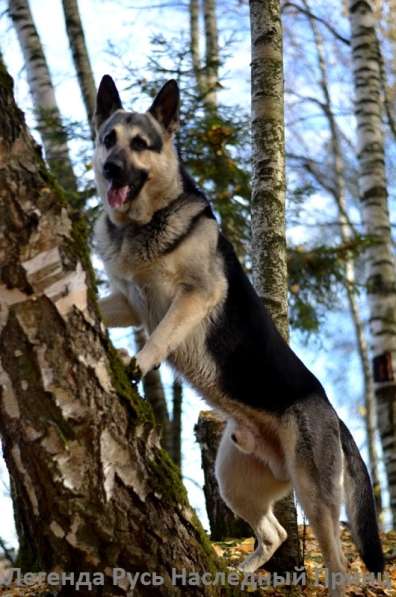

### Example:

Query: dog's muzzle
xmin=103 ymin=159 xmax=148 ymax=208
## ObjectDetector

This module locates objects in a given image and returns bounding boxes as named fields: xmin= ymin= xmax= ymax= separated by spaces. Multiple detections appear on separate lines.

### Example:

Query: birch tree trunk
xmin=349 ymin=0 xmax=396 ymax=525
xmin=0 ymin=59 xmax=226 ymax=595
xmin=249 ymin=0 xmax=301 ymax=571
xmin=61 ymin=0 xmax=97 ymax=140
xmin=304 ymin=0 xmax=382 ymax=518
xmin=8 ymin=0 xmax=77 ymax=193
xmin=190 ymin=0 xmax=206 ymax=96
xmin=203 ymin=0 xmax=219 ymax=107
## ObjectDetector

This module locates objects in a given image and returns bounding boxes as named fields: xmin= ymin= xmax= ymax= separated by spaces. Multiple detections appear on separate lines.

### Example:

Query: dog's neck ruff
xmin=104 ymin=191 xmax=214 ymax=261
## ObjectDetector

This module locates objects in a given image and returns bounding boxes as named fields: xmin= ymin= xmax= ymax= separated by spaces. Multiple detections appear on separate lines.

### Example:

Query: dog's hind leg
xmin=286 ymin=402 xmax=347 ymax=596
xmin=215 ymin=420 xmax=291 ymax=572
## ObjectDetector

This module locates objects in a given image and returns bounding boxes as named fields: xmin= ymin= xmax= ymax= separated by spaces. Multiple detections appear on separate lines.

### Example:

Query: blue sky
xmin=0 ymin=0 xmax=390 ymax=548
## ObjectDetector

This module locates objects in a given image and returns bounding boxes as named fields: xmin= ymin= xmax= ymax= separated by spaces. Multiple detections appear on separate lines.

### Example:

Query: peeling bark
xmin=349 ymin=0 xmax=396 ymax=524
xmin=249 ymin=0 xmax=301 ymax=571
xmin=0 ymin=60 xmax=227 ymax=596
xmin=8 ymin=0 xmax=77 ymax=192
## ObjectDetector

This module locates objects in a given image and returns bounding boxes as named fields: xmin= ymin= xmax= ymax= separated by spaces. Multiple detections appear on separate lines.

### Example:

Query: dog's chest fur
xmin=95 ymin=194 xmax=225 ymax=393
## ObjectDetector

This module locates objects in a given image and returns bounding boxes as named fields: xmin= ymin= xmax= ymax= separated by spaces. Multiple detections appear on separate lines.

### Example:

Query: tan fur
xmin=94 ymin=111 xmax=182 ymax=227
xmin=93 ymin=89 xmax=353 ymax=593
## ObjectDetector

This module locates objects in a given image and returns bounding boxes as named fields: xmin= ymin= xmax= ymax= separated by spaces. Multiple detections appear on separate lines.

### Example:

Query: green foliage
xmin=288 ymin=235 xmax=371 ymax=333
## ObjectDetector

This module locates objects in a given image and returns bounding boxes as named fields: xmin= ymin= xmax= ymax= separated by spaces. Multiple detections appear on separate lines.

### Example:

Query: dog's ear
xmin=148 ymin=80 xmax=179 ymax=134
xmin=94 ymin=75 xmax=123 ymax=130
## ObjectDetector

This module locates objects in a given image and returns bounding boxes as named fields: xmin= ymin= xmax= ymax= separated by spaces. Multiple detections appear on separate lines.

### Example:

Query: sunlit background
xmin=0 ymin=0 xmax=393 ymax=550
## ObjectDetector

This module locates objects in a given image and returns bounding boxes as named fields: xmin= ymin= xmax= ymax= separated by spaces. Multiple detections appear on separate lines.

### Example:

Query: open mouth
xmin=106 ymin=184 xmax=140 ymax=208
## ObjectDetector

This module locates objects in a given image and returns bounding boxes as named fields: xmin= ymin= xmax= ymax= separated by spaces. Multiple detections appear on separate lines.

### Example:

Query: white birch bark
xmin=349 ymin=0 xmax=396 ymax=523
xmin=190 ymin=0 xmax=207 ymax=96
xmin=249 ymin=0 xmax=301 ymax=570
xmin=203 ymin=0 xmax=219 ymax=107
xmin=8 ymin=0 xmax=77 ymax=192
xmin=0 ymin=59 xmax=222 ymax=587
xmin=250 ymin=0 xmax=288 ymax=338
xmin=303 ymin=0 xmax=382 ymax=518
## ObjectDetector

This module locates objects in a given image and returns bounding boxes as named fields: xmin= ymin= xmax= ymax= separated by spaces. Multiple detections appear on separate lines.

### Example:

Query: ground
xmin=213 ymin=525 xmax=396 ymax=595
xmin=0 ymin=526 xmax=395 ymax=595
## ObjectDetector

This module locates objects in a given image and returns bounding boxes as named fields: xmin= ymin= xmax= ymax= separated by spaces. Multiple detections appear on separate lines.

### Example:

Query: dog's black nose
xmin=103 ymin=159 xmax=123 ymax=181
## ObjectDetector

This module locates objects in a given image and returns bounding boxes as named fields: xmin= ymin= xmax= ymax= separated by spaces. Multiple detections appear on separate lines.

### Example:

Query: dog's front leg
xmin=135 ymin=285 xmax=215 ymax=376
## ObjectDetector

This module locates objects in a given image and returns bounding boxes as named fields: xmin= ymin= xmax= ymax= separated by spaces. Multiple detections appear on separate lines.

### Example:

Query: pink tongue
xmin=107 ymin=185 xmax=129 ymax=208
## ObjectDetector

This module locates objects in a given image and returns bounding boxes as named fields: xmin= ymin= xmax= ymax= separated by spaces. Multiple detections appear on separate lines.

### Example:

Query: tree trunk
xmin=349 ymin=0 xmax=396 ymax=525
xmin=249 ymin=0 xmax=301 ymax=571
xmin=190 ymin=0 xmax=206 ymax=96
xmin=171 ymin=378 xmax=183 ymax=469
xmin=304 ymin=0 xmax=382 ymax=519
xmin=195 ymin=412 xmax=251 ymax=541
xmin=188 ymin=0 xmax=251 ymax=540
xmin=8 ymin=0 xmax=77 ymax=193
xmin=203 ymin=0 xmax=219 ymax=107
xmin=0 ymin=60 xmax=227 ymax=596
xmin=61 ymin=0 xmax=97 ymax=140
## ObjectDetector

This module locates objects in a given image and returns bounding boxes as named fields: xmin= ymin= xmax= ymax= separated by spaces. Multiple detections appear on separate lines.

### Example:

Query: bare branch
xmin=282 ymin=1 xmax=350 ymax=46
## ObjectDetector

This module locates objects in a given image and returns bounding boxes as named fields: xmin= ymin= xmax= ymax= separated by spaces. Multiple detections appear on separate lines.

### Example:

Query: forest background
xmin=1 ymin=0 xmax=395 ymax=553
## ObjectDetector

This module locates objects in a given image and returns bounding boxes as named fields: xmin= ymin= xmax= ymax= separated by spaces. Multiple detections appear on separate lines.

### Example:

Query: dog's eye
xmin=131 ymin=136 xmax=148 ymax=151
xmin=103 ymin=130 xmax=116 ymax=149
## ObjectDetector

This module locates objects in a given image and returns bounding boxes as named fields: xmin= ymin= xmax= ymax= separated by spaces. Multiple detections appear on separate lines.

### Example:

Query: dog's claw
xmin=126 ymin=356 xmax=142 ymax=385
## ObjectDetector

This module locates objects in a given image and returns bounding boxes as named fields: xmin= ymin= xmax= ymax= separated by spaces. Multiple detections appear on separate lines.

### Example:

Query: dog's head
xmin=93 ymin=75 xmax=181 ymax=225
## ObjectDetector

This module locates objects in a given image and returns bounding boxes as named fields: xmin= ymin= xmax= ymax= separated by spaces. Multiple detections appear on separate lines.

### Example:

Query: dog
xmin=93 ymin=75 xmax=384 ymax=596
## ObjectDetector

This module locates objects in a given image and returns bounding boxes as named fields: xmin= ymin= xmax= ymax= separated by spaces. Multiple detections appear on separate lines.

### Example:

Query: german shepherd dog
xmin=93 ymin=76 xmax=384 ymax=595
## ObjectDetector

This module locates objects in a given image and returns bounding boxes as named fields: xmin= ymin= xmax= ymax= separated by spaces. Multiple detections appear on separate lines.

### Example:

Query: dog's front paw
xmin=135 ymin=345 xmax=162 ymax=377
xmin=125 ymin=356 xmax=143 ymax=385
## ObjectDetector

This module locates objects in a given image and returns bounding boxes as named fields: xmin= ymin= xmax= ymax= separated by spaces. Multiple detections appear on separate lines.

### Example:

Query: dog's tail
xmin=339 ymin=418 xmax=384 ymax=573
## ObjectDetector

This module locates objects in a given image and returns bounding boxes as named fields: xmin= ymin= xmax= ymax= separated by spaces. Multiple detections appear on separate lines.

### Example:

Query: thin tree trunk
xmin=0 ymin=59 xmax=225 ymax=595
xmin=61 ymin=0 xmax=97 ymax=140
xmin=203 ymin=0 xmax=219 ymax=107
xmin=190 ymin=0 xmax=206 ymax=96
xmin=304 ymin=0 xmax=383 ymax=519
xmin=171 ymin=378 xmax=183 ymax=468
xmin=349 ymin=0 xmax=396 ymax=525
xmin=195 ymin=412 xmax=251 ymax=541
xmin=249 ymin=0 xmax=301 ymax=571
xmin=8 ymin=0 xmax=77 ymax=192
xmin=188 ymin=0 xmax=252 ymax=540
